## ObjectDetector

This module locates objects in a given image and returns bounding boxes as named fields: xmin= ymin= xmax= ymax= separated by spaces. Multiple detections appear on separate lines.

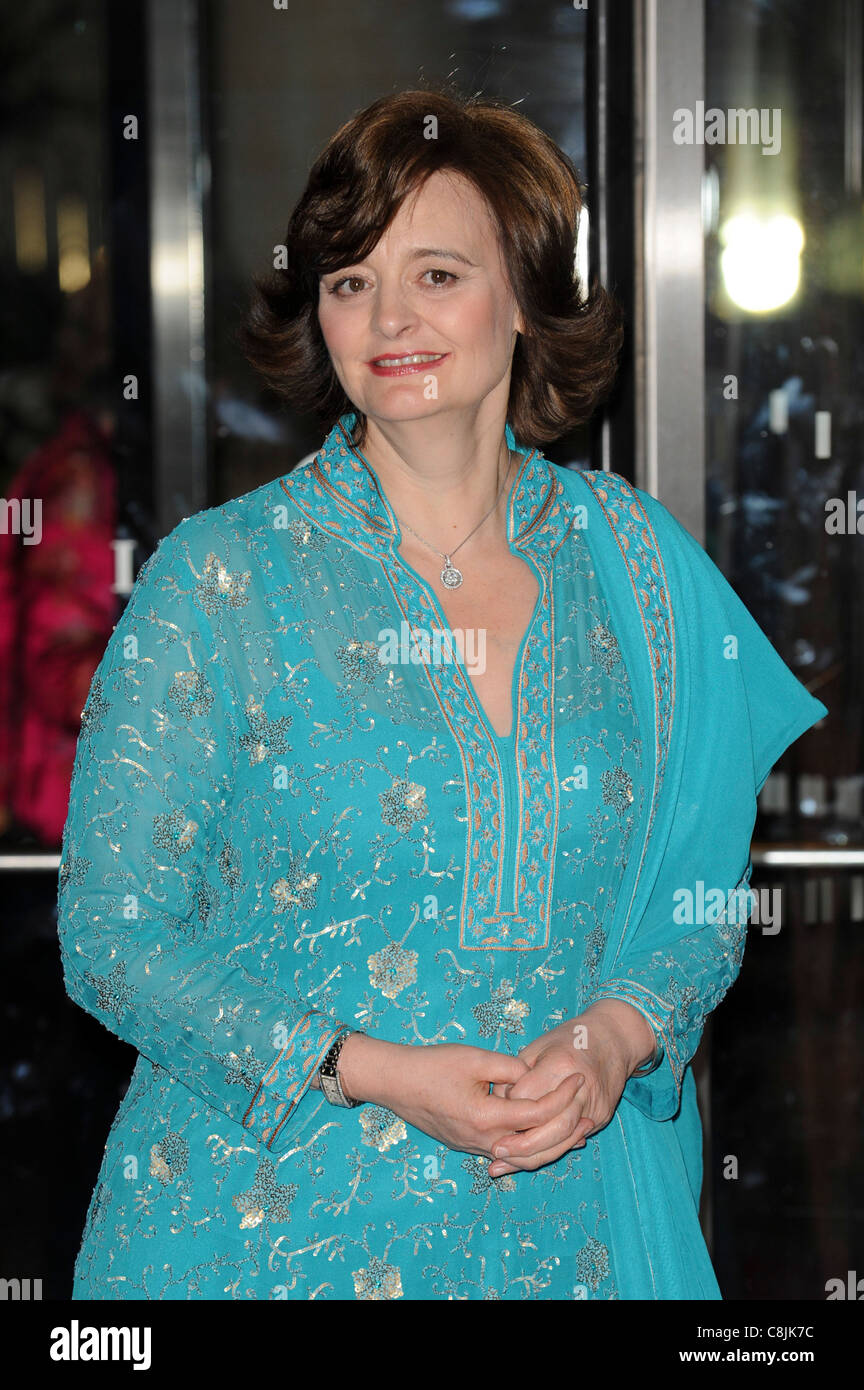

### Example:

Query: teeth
xmin=375 ymin=353 xmax=443 ymax=366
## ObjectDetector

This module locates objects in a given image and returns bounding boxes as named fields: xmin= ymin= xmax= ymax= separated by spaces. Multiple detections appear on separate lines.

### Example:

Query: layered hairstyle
xmin=236 ymin=86 xmax=625 ymax=449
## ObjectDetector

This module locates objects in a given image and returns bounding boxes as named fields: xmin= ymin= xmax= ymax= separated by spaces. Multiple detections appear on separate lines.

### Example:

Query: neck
xmin=352 ymin=408 xmax=516 ymax=551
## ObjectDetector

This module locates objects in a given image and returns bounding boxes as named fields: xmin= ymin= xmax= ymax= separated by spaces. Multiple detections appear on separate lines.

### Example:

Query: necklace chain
xmin=394 ymin=449 xmax=515 ymax=590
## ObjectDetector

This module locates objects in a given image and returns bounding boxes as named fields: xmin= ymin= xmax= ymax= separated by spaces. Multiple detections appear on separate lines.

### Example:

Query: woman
xmin=58 ymin=88 xmax=827 ymax=1300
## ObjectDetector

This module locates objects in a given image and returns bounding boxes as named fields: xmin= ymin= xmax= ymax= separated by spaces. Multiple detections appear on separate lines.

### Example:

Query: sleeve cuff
xmin=242 ymin=1012 xmax=351 ymax=1152
xmin=590 ymin=980 xmax=685 ymax=1114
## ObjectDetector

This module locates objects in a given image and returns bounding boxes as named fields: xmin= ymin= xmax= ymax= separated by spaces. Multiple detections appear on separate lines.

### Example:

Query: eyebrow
xmin=320 ymin=246 xmax=476 ymax=278
xmin=405 ymin=247 xmax=476 ymax=265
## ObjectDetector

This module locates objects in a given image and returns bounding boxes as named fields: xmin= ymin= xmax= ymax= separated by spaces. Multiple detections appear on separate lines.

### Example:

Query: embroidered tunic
xmin=58 ymin=414 xmax=826 ymax=1300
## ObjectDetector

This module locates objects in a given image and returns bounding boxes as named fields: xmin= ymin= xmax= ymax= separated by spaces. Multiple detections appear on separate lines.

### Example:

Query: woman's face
xmin=317 ymin=169 xmax=524 ymax=430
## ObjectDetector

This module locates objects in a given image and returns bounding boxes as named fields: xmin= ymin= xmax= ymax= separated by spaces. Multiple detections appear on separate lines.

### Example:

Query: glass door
xmin=699 ymin=0 xmax=861 ymax=1299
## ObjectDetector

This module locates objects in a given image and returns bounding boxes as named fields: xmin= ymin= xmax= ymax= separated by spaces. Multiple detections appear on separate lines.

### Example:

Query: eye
xmin=324 ymin=268 xmax=458 ymax=296
xmin=422 ymin=268 xmax=457 ymax=287
xmin=327 ymin=275 xmax=367 ymax=297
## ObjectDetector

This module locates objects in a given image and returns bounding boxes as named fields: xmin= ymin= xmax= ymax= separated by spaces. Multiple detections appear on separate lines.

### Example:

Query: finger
xmin=491 ymin=1080 xmax=590 ymax=1153
xmin=515 ymin=1045 xmax=541 ymax=1068
xmin=495 ymin=1106 xmax=597 ymax=1157
xmin=479 ymin=1051 xmax=531 ymax=1084
xmin=490 ymin=1113 xmax=585 ymax=1169
xmin=488 ymin=1108 xmax=597 ymax=1176
xmin=503 ymin=1063 xmax=584 ymax=1104
xmin=488 ymin=1132 xmax=586 ymax=1176
xmin=489 ymin=1071 xmax=585 ymax=1125
xmin=489 ymin=1109 xmax=601 ymax=1175
xmin=497 ymin=1076 xmax=560 ymax=1105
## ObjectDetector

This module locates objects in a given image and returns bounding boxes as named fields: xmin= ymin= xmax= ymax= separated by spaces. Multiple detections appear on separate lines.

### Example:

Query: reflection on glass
xmin=704 ymin=0 xmax=863 ymax=1303
xmin=0 ymin=4 xmax=119 ymax=853
xmin=704 ymin=0 xmax=861 ymax=849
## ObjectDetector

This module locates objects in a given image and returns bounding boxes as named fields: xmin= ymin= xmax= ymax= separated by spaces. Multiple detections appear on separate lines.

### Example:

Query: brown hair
xmin=236 ymin=86 xmax=625 ymax=450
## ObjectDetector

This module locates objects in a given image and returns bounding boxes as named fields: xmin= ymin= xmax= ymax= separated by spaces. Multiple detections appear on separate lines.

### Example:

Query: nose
xmin=369 ymin=274 xmax=420 ymax=339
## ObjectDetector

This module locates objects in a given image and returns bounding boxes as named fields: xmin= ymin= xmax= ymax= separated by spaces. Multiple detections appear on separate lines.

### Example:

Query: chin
xmin=355 ymin=394 xmax=456 ymax=426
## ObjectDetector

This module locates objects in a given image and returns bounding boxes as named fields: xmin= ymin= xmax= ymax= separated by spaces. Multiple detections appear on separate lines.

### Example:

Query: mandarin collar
xmin=282 ymin=411 xmax=577 ymax=563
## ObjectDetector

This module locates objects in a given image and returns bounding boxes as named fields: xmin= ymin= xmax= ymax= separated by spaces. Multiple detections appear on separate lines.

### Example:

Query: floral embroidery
xmin=574 ymin=1235 xmax=611 ymax=1292
xmin=286 ymin=516 xmax=328 ymax=550
xmin=586 ymin=623 xmax=622 ymax=674
xmin=84 ymin=961 xmax=135 ymax=1022
xmin=223 ymin=1048 xmax=263 ymax=1092
xmin=270 ymin=855 xmax=322 ymax=913
xmin=336 ymin=637 xmax=385 ymax=685
xmin=472 ymin=982 xmax=530 ymax=1037
xmin=232 ymin=1158 xmax=298 ymax=1228
xmin=79 ymin=675 xmax=110 ymax=737
xmin=379 ymin=777 xmax=427 ymax=831
xmin=352 ymin=1257 xmax=403 ymax=1300
xmin=367 ymin=943 xmax=418 ymax=998
xmin=239 ymin=695 xmax=293 ymax=764
xmin=58 ymin=852 xmax=90 ymax=891
xmin=601 ymin=766 xmax=634 ymax=816
xmin=195 ymin=553 xmax=251 ymax=614
xmin=152 ymin=808 xmax=197 ymax=859
xmin=218 ymin=841 xmax=242 ymax=892
xmin=359 ymin=1107 xmax=407 ymax=1152
xmin=167 ymin=669 xmax=214 ymax=719
xmin=149 ymin=1133 xmax=190 ymax=1185
xmin=462 ymin=1154 xmax=517 ymax=1195
xmin=193 ymin=874 xmax=218 ymax=930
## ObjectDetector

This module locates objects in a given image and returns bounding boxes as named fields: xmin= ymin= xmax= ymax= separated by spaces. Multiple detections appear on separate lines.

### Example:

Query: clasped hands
xmin=485 ymin=1000 xmax=655 ymax=1177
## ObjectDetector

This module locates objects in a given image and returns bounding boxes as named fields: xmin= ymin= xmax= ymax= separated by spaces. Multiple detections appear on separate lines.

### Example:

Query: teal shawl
xmin=573 ymin=463 xmax=827 ymax=1296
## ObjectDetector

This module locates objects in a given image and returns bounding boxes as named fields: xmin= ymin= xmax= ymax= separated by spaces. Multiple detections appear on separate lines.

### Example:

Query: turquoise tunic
xmin=58 ymin=414 xmax=826 ymax=1300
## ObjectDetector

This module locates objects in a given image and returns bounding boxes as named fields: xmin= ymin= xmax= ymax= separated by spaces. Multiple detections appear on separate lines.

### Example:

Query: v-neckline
xmin=388 ymin=543 xmax=545 ymax=751
xmin=353 ymin=437 xmax=546 ymax=750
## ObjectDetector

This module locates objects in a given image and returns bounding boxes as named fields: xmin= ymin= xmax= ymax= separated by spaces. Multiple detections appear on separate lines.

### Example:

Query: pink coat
xmin=0 ymin=409 xmax=117 ymax=844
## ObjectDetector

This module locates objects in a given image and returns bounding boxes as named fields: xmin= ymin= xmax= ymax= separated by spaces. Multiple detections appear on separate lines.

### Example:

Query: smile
xmin=371 ymin=353 xmax=446 ymax=365
xmin=368 ymin=352 xmax=449 ymax=375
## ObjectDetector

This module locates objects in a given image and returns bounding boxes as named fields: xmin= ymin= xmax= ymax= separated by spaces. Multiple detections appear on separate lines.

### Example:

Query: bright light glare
xmin=719 ymin=212 xmax=804 ymax=312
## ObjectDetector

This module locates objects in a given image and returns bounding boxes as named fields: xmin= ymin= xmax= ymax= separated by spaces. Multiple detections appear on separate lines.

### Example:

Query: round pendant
xmin=441 ymin=561 xmax=463 ymax=589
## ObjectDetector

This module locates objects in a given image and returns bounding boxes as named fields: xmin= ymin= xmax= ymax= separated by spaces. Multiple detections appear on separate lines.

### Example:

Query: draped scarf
xmin=572 ymin=470 xmax=827 ymax=1298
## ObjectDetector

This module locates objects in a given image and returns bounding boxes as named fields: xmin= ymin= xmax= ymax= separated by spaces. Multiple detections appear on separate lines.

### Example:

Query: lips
xmin=367 ymin=351 xmax=449 ymax=376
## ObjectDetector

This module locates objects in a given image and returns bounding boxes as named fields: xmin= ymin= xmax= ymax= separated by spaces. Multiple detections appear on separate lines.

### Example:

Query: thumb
xmin=482 ymin=1051 xmax=529 ymax=1084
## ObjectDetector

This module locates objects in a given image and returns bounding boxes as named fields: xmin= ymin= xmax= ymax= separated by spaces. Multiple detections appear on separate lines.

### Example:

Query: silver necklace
xmin=395 ymin=449 xmax=515 ymax=590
